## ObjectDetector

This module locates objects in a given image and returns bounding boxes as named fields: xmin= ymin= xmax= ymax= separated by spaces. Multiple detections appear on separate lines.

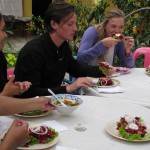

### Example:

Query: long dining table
xmin=82 ymin=68 xmax=150 ymax=108
xmin=0 ymin=95 xmax=150 ymax=150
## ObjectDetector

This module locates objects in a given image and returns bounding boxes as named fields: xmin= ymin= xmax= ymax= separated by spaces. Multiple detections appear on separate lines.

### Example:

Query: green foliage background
xmin=4 ymin=0 xmax=150 ymax=68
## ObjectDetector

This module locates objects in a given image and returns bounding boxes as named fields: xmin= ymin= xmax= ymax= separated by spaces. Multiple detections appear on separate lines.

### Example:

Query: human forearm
xmin=124 ymin=54 xmax=135 ymax=68
xmin=0 ymin=119 xmax=29 ymax=150
xmin=116 ymin=42 xmax=135 ymax=68
xmin=0 ymin=143 xmax=14 ymax=150
xmin=0 ymin=96 xmax=43 ymax=115
xmin=78 ymin=41 xmax=107 ymax=64
xmin=68 ymin=59 xmax=105 ymax=78
xmin=78 ymin=26 xmax=107 ymax=64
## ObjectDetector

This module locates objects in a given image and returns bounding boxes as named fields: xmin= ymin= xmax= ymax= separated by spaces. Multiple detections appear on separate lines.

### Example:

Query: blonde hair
xmin=95 ymin=8 xmax=125 ymax=40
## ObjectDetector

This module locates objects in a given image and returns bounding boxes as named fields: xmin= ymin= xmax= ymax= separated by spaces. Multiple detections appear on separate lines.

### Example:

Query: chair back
xmin=133 ymin=47 xmax=150 ymax=67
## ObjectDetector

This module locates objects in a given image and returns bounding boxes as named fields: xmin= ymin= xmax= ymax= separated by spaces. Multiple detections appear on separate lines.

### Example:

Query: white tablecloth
xmin=1 ymin=95 xmax=150 ymax=150
xmin=82 ymin=68 xmax=150 ymax=108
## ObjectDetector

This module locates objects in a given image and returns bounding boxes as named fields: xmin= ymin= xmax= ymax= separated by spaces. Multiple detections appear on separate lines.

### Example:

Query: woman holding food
xmin=77 ymin=8 xmax=135 ymax=68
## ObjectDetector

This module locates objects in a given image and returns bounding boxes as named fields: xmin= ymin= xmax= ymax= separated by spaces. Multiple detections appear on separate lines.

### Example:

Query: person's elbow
xmin=77 ymin=53 xmax=89 ymax=65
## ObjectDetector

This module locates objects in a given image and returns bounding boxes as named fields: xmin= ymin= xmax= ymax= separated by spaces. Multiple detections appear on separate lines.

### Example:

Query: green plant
xmin=5 ymin=53 xmax=17 ymax=68
xmin=3 ymin=38 xmax=18 ymax=68
xmin=88 ymin=1 xmax=109 ymax=24
xmin=26 ymin=15 xmax=46 ymax=35
xmin=68 ymin=0 xmax=95 ymax=55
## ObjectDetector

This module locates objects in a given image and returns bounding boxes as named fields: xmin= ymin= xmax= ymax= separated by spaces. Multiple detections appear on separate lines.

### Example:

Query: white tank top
xmin=89 ymin=46 xmax=115 ymax=66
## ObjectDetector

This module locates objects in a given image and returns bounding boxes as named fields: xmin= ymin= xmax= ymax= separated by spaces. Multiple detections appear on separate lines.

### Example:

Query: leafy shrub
xmin=68 ymin=0 xmax=96 ymax=55
xmin=26 ymin=15 xmax=46 ymax=35
xmin=5 ymin=53 xmax=17 ymax=68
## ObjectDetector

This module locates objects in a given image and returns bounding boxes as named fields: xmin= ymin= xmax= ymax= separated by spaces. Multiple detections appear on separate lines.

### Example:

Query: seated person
xmin=0 ymin=12 xmax=31 ymax=97
xmin=0 ymin=96 xmax=54 ymax=115
xmin=0 ymin=10 xmax=54 ymax=150
xmin=14 ymin=1 xmax=115 ymax=98
xmin=77 ymin=8 xmax=135 ymax=68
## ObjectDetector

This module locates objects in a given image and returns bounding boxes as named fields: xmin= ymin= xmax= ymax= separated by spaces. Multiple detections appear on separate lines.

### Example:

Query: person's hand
xmin=102 ymin=68 xmax=116 ymax=77
xmin=1 ymin=75 xmax=32 ymax=96
xmin=101 ymin=37 xmax=120 ymax=48
xmin=0 ymin=119 xmax=28 ymax=150
xmin=13 ymin=80 xmax=32 ymax=94
xmin=35 ymin=96 xmax=56 ymax=111
xmin=66 ymin=77 xmax=95 ymax=93
xmin=122 ymin=36 xmax=134 ymax=55
xmin=99 ymin=62 xmax=116 ymax=77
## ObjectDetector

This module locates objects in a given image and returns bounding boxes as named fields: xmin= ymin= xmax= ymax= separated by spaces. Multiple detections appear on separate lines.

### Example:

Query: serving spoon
xmin=48 ymin=89 xmax=67 ymax=107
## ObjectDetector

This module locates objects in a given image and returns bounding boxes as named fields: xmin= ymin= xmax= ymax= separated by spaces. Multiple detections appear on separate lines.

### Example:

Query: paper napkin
xmin=41 ymin=120 xmax=68 ymax=132
xmin=0 ymin=120 xmax=9 ymax=134
xmin=56 ymin=145 xmax=78 ymax=150
xmin=94 ymin=86 xmax=123 ymax=93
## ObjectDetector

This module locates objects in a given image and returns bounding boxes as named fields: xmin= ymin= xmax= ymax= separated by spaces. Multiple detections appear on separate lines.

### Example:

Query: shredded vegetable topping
xmin=116 ymin=115 xmax=150 ymax=141
xmin=99 ymin=62 xmax=115 ymax=73
xmin=20 ymin=110 xmax=48 ymax=116
xmin=96 ymin=77 xmax=114 ymax=86
xmin=24 ymin=126 xmax=58 ymax=147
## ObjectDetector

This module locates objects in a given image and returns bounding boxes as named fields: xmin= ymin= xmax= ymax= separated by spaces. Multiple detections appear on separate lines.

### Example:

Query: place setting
xmin=93 ymin=77 xmax=123 ymax=94
xmin=105 ymin=114 xmax=150 ymax=142
xmin=14 ymin=110 xmax=53 ymax=118
xmin=0 ymin=120 xmax=68 ymax=150
xmin=0 ymin=92 xmax=83 ymax=150
xmin=90 ymin=62 xmax=132 ymax=94
xmin=14 ymin=96 xmax=53 ymax=118
xmin=9 ymin=93 xmax=84 ymax=149
xmin=99 ymin=62 xmax=131 ymax=78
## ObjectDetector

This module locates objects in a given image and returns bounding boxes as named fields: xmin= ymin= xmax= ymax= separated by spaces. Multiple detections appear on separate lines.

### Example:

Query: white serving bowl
xmin=51 ymin=94 xmax=83 ymax=115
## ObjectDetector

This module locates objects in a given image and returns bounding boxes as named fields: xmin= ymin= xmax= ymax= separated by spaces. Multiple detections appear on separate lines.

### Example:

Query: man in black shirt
xmin=15 ymin=1 xmax=114 ymax=98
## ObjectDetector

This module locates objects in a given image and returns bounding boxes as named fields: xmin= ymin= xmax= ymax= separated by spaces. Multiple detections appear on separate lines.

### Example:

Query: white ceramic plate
xmin=0 ymin=127 xmax=58 ymax=150
xmin=14 ymin=110 xmax=52 ymax=118
xmin=17 ymin=137 xmax=58 ymax=150
xmin=93 ymin=78 xmax=120 ymax=88
xmin=105 ymin=121 xmax=150 ymax=142
xmin=116 ymin=67 xmax=130 ymax=74
xmin=106 ymin=72 xmax=121 ymax=78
